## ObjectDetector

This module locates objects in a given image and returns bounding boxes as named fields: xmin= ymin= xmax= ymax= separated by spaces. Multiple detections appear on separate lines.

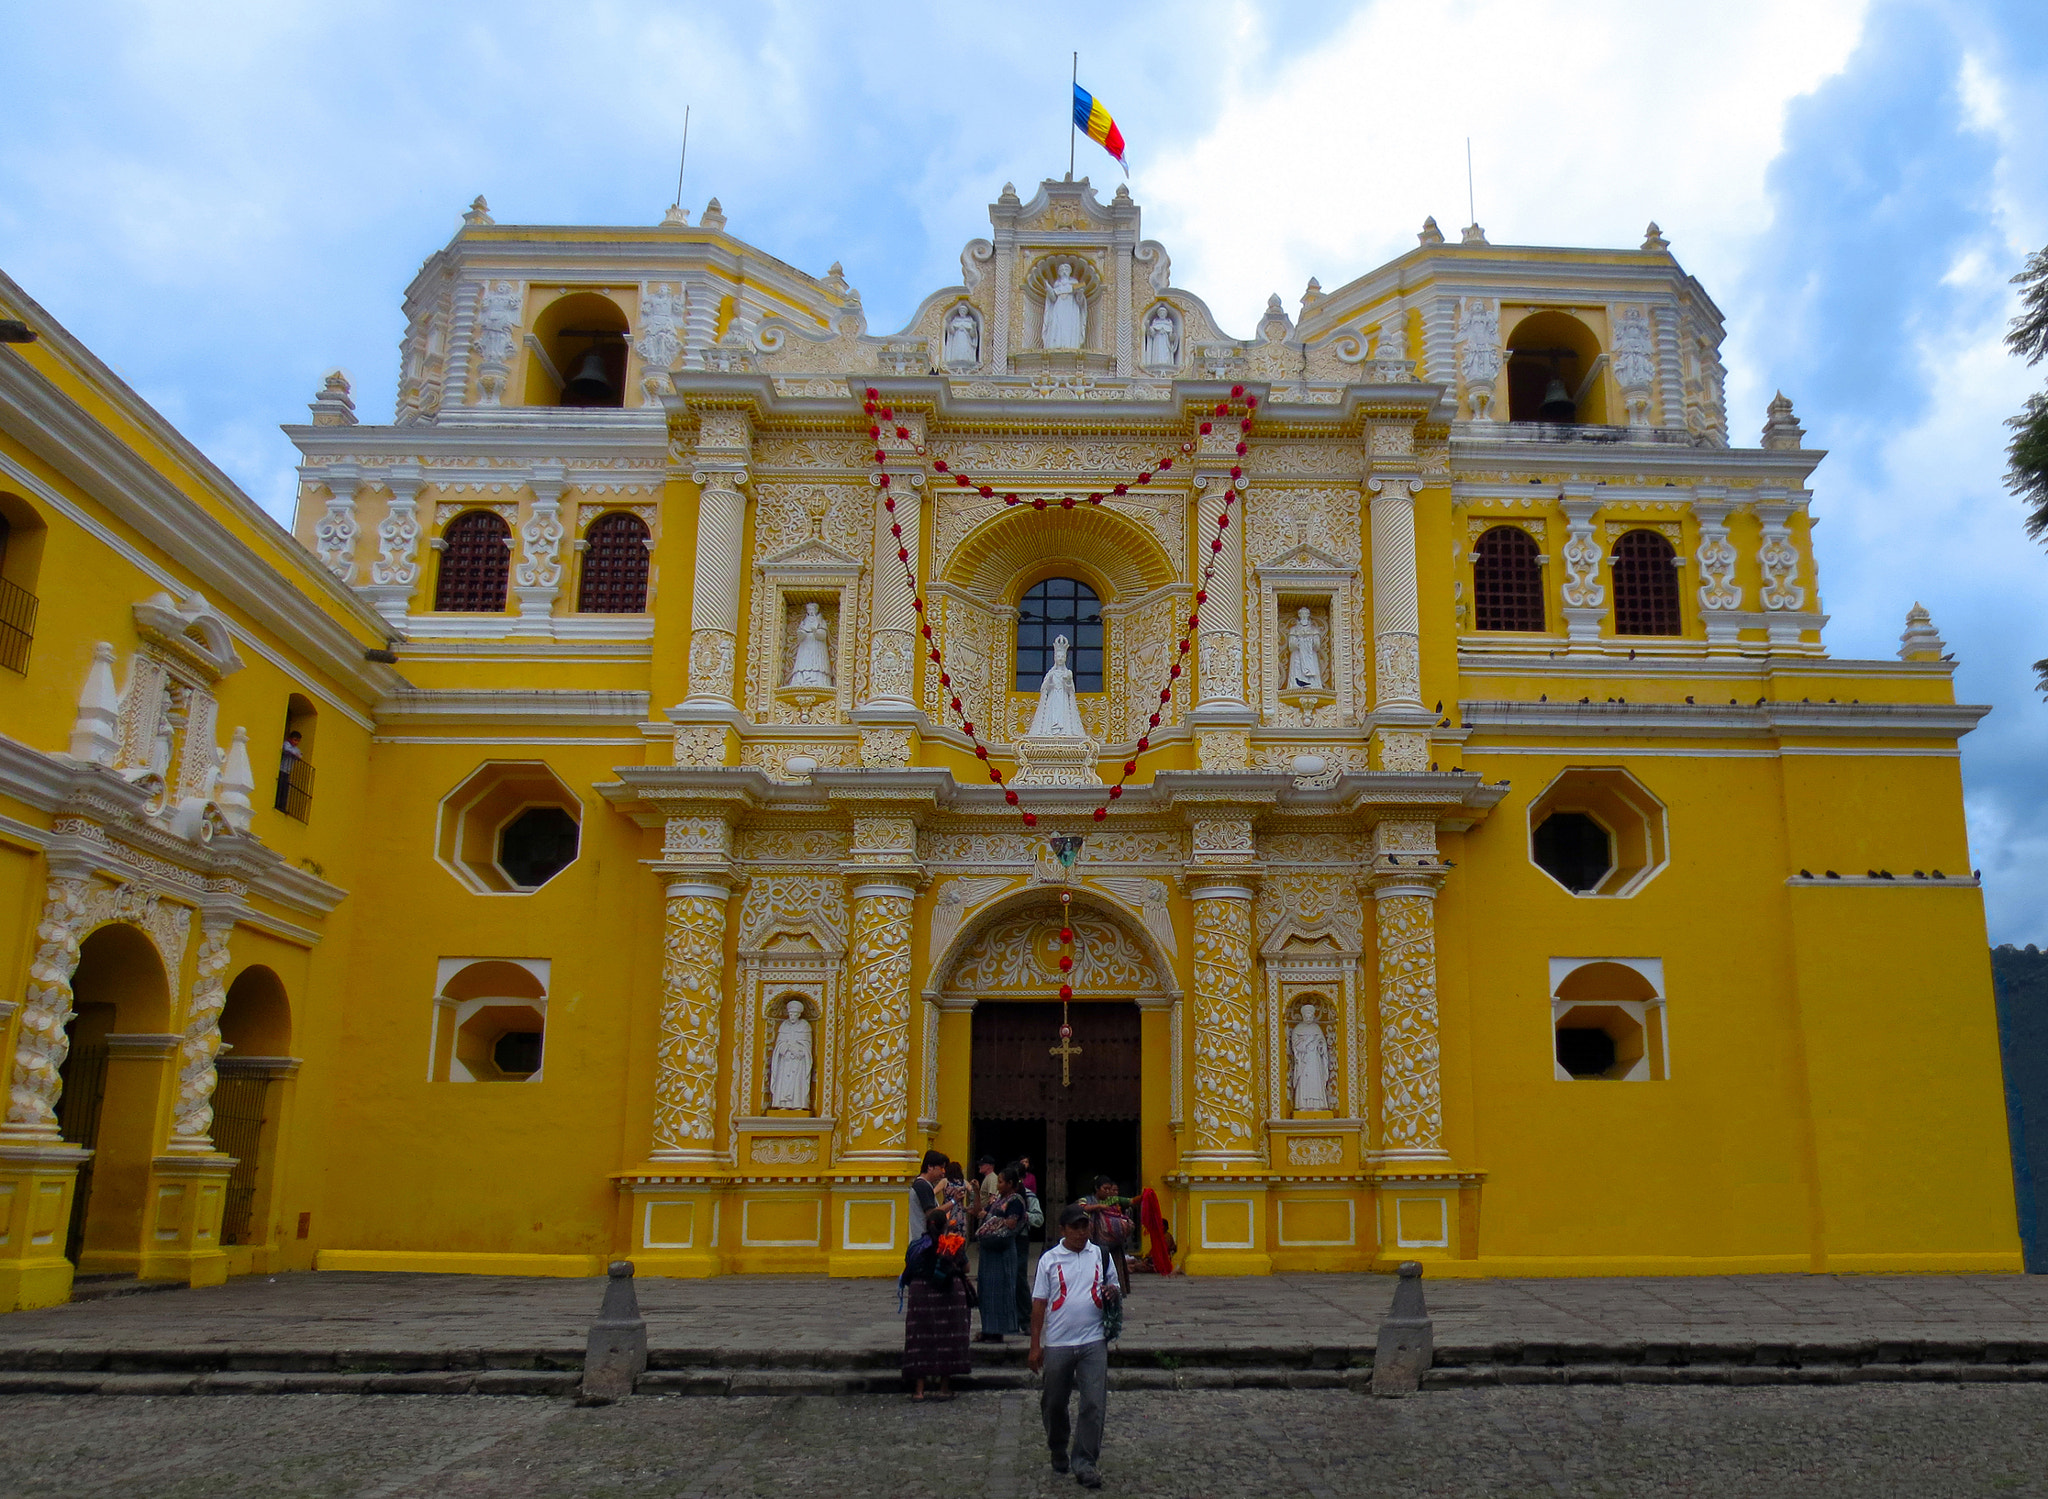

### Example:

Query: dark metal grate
xmin=576 ymin=511 xmax=650 ymax=613
xmin=0 ymin=576 xmax=36 ymax=674
xmin=212 ymin=1075 xmax=267 ymax=1246
xmin=1611 ymin=528 xmax=1682 ymax=636
xmin=433 ymin=510 xmax=511 ymax=612
xmin=274 ymin=756 xmax=314 ymax=821
xmin=56 ymin=1039 xmax=107 ymax=1263
xmin=1472 ymin=525 xmax=1546 ymax=632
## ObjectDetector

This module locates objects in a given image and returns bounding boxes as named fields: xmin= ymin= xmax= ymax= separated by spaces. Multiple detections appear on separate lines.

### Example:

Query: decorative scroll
xmin=655 ymin=891 xmax=729 ymax=1152
xmin=169 ymin=924 xmax=233 ymax=1145
xmin=4 ymin=879 xmax=91 ymax=1135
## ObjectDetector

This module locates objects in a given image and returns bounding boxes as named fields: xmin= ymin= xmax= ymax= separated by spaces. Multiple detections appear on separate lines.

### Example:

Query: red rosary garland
xmin=863 ymin=383 xmax=1256 ymax=845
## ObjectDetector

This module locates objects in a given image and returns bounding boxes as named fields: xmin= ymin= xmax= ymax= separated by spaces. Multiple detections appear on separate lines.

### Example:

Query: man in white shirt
xmin=1029 ymin=1204 xmax=1115 ymax=1489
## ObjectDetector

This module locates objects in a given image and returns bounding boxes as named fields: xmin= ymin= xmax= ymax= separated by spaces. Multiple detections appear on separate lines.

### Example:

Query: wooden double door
xmin=969 ymin=1001 xmax=1141 ymax=1214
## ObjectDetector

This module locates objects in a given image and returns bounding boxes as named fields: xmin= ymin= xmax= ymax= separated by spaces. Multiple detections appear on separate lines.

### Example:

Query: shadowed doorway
xmin=970 ymin=1001 xmax=1140 ymax=1212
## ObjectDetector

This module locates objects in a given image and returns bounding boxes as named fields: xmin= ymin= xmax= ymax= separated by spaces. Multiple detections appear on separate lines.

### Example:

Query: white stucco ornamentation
xmin=168 ymin=923 xmax=233 ymax=1150
xmin=2 ymin=878 xmax=91 ymax=1139
xmin=1190 ymin=887 xmax=1257 ymax=1158
xmin=654 ymin=886 xmax=729 ymax=1155
xmin=844 ymin=884 xmax=915 ymax=1157
xmin=1372 ymin=878 xmax=1447 ymax=1161
xmin=1456 ymin=297 xmax=1503 ymax=420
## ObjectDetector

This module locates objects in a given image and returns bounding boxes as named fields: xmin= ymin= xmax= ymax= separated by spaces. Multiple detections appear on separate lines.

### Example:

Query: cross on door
xmin=1049 ymin=1031 xmax=1083 ymax=1087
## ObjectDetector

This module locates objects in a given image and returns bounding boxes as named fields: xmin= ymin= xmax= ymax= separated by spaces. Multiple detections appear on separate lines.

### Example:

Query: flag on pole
xmin=1072 ymin=83 xmax=1128 ymax=174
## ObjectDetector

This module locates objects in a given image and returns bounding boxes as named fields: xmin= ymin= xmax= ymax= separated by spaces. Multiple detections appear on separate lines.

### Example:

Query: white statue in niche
xmin=767 ymin=999 xmax=813 ymax=1111
xmin=1041 ymin=263 xmax=1085 ymax=350
xmin=944 ymin=304 xmax=980 ymax=367
xmin=1143 ymin=305 xmax=1178 ymax=367
xmin=785 ymin=602 xmax=834 ymax=688
xmin=1290 ymin=1002 xmax=1334 ymax=1114
xmin=1027 ymin=634 xmax=1087 ymax=737
xmin=1286 ymin=607 xmax=1326 ymax=691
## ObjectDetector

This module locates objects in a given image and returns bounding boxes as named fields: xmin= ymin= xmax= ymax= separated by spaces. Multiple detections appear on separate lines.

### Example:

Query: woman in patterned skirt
xmin=900 ymin=1207 xmax=973 ymax=1400
xmin=976 ymin=1165 xmax=1028 ymax=1341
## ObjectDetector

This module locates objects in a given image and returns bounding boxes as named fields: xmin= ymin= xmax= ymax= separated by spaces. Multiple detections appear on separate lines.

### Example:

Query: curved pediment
xmin=941 ymin=896 xmax=1166 ymax=1000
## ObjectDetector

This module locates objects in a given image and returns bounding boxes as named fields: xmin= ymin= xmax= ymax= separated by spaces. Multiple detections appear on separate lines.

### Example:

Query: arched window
xmin=576 ymin=511 xmax=650 ymax=612
xmin=433 ymin=510 xmax=511 ymax=612
xmin=0 ymin=493 xmax=45 ymax=674
xmin=1472 ymin=525 xmax=1545 ymax=632
xmin=1505 ymin=310 xmax=1609 ymax=425
xmin=1610 ymin=529 xmax=1681 ymax=636
xmin=1016 ymin=577 xmax=1102 ymax=691
xmin=274 ymin=693 xmax=317 ymax=822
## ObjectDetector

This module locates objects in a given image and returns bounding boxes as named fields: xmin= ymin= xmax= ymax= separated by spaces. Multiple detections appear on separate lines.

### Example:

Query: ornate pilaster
xmin=840 ymin=813 xmax=920 ymax=1165
xmin=1188 ymin=876 xmax=1258 ymax=1161
xmin=683 ymin=409 xmax=753 ymax=715
xmin=1192 ymin=429 xmax=1253 ymax=768
xmin=859 ymin=415 xmax=926 ymax=718
xmin=2 ymin=878 xmax=91 ymax=1143
xmin=652 ymin=812 xmax=738 ymax=1161
xmin=511 ymin=460 xmax=566 ymax=634
xmin=313 ymin=464 xmax=360 ymax=584
xmin=1367 ymin=420 xmax=1429 ymax=772
xmin=1691 ymin=488 xmax=1743 ymax=644
xmin=1755 ymin=491 xmax=1806 ymax=612
xmin=364 ymin=462 xmax=423 ymax=625
xmin=166 ymin=921 xmax=233 ymax=1153
xmin=1369 ymin=820 xmax=1450 ymax=1165
xmin=1559 ymin=487 xmax=1606 ymax=644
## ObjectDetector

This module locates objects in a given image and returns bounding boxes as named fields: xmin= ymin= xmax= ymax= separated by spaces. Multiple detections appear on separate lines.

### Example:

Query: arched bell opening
xmin=1505 ymin=310 xmax=1609 ymax=425
xmin=523 ymin=291 xmax=629 ymax=408
xmin=60 ymin=924 xmax=173 ymax=1273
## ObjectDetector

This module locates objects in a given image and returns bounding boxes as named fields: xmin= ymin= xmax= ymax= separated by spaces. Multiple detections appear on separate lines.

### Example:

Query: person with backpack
xmin=1079 ymin=1174 xmax=1134 ymax=1294
xmin=1014 ymin=1162 xmax=1045 ymax=1327
xmin=1029 ymin=1203 xmax=1122 ymax=1489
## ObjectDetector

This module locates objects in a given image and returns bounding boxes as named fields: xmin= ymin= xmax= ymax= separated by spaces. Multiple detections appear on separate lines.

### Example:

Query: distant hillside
xmin=1992 ymin=945 xmax=2048 ymax=1272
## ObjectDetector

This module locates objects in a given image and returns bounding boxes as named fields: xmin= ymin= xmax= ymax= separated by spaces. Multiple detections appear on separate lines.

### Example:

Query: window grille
xmin=1472 ymin=525 xmax=1546 ymax=632
xmin=433 ymin=510 xmax=511 ymax=612
xmin=1016 ymin=577 xmax=1103 ymax=691
xmin=212 ymin=1074 xmax=267 ymax=1244
xmin=1610 ymin=529 xmax=1682 ymax=636
xmin=576 ymin=511 xmax=650 ymax=613
xmin=274 ymin=755 xmax=315 ymax=822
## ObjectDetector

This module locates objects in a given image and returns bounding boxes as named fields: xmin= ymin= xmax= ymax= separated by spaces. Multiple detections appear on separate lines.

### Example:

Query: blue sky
xmin=5 ymin=0 xmax=2044 ymax=942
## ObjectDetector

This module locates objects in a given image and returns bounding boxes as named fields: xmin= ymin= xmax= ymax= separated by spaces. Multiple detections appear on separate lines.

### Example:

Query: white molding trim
xmin=374 ymin=689 xmax=651 ymax=726
xmin=1460 ymin=698 xmax=1986 ymax=740
xmin=1785 ymin=874 xmax=1979 ymax=888
xmin=371 ymin=734 xmax=647 ymax=746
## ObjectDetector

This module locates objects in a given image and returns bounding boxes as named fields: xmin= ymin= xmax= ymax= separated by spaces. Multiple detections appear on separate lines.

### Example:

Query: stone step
xmin=63 ymin=1277 xmax=187 ymax=1304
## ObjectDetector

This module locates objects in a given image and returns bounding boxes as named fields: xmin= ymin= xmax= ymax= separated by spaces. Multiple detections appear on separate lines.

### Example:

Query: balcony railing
xmin=1472 ymin=421 xmax=1713 ymax=447
xmin=274 ymin=756 xmax=315 ymax=822
xmin=0 ymin=577 xmax=36 ymax=674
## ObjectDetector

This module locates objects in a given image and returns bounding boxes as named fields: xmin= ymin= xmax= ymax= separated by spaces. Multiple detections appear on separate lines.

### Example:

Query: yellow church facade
xmin=0 ymin=179 xmax=2021 ymax=1309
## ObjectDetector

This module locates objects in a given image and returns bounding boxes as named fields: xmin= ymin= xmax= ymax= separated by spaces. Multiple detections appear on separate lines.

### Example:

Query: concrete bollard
xmin=577 ymin=1260 xmax=648 ymax=1404
xmin=1370 ymin=1260 xmax=1433 ymax=1397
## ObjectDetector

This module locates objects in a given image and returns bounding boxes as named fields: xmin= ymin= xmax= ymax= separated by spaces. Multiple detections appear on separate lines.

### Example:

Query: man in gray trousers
xmin=1029 ymin=1204 xmax=1116 ymax=1489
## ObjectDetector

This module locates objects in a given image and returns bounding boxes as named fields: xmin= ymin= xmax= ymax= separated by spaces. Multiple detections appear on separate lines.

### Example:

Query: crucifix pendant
xmin=1050 ymin=1031 xmax=1082 ymax=1087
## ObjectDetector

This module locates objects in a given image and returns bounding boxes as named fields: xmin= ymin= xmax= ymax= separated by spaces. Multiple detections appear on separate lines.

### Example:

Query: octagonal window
xmin=1526 ymin=767 xmax=1669 ymax=898
xmin=429 ymin=959 xmax=550 ymax=1083
xmin=499 ymin=806 xmax=579 ymax=888
xmin=1550 ymin=958 xmax=1668 ymax=1081
xmin=436 ymin=762 xmax=584 ymax=895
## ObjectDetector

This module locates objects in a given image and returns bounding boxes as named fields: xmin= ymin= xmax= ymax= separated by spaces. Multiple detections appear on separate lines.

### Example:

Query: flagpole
xmin=674 ymin=106 xmax=691 ymax=210
xmin=1069 ymin=52 xmax=1077 ymax=181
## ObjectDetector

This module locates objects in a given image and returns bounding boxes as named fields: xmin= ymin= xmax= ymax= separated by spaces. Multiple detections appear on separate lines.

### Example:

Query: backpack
xmin=1092 ymin=1205 xmax=1132 ymax=1252
xmin=1096 ymin=1245 xmax=1124 ymax=1342
xmin=1024 ymin=1188 xmax=1044 ymax=1230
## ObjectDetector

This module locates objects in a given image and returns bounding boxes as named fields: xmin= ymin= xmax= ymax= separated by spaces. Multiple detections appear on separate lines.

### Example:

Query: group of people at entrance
xmin=899 ymin=1150 xmax=1134 ymax=1488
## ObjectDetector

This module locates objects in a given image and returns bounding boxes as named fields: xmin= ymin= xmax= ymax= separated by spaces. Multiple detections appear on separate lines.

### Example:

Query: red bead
xmin=1060 ymin=928 xmax=1072 ymax=943
xmin=1004 ymin=788 xmax=1018 ymax=802
xmin=1108 ymin=785 xmax=1122 ymax=799
xmin=880 ymin=407 xmax=892 ymax=420
xmin=1196 ymin=590 xmax=1208 ymax=603
xmin=1211 ymin=537 xmax=1224 ymax=552
xmin=963 ymin=722 xmax=974 ymax=735
xmin=890 ymin=522 xmax=900 ymax=537
xmin=1108 ymin=483 xmax=1124 ymax=497
xmin=1147 ymin=714 xmax=1159 ymax=728
xmin=1032 ymin=497 xmax=1046 ymax=510
xmin=1224 ymin=492 xmax=1235 ymax=505
xmin=1159 ymin=688 xmax=1172 ymax=702
xmin=940 ymin=672 xmax=951 ymax=686
xmin=1246 ymin=395 xmax=1258 ymax=408
xmin=1021 ymin=811 xmax=1038 ymax=827
xmin=875 ymin=450 xmax=887 ymax=463
xmin=1158 ymin=458 xmax=1172 ymax=470
xmin=880 ymin=475 xmax=892 ymax=488
xmin=898 ymin=547 xmax=908 ymax=562
xmin=1218 ymin=514 xmax=1230 ymax=528
xmin=951 ymin=696 xmax=962 ymax=711
xmin=1169 ymin=663 xmax=1181 ymax=678
xmin=1092 ymin=806 xmax=1107 ymax=822
xmin=933 ymin=460 xmax=949 ymax=472
xmin=913 ymin=597 xmax=924 ymax=611
xmin=1137 ymin=472 xmax=1151 ymax=484
xmin=1089 ymin=493 xmax=1103 ymax=504
xmin=979 ymin=485 xmax=993 ymax=497
xmin=1059 ymin=984 xmax=1072 ymax=1000
xmin=1124 ymin=760 xmax=1137 ymax=775
xmin=1060 ymin=496 xmax=1074 ymax=509
xmin=1004 ymin=494 xmax=1019 ymax=506
xmin=895 ymin=426 xmax=909 ymax=440
xmin=1240 ymin=418 xmax=1252 ymax=432
xmin=1058 ymin=955 xmax=1072 ymax=972
xmin=920 ymin=623 xmax=931 ymax=638
xmin=1215 ymin=402 xmax=1229 ymax=416
xmin=1230 ymin=466 xmax=1242 ymax=479
xmin=1186 ymin=614 xmax=1199 ymax=629
xmin=1235 ymin=442 xmax=1247 ymax=455
xmin=1199 ymin=422 xmax=1212 ymax=434
xmin=868 ymin=425 xmax=880 ymax=439
xmin=1178 ymin=639 xmax=1190 ymax=653
xmin=1231 ymin=384 xmax=1244 ymax=397
xmin=1137 ymin=735 xmax=1150 ymax=749
xmin=865 ymin=386 xmax=879 ymax=398
xmin=956 ymin=475 xmax=970 ymax=487
xmin=929 ymin=648 xmax=941 ymax=662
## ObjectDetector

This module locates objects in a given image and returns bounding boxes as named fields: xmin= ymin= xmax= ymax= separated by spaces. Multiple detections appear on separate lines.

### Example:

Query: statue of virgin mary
xmin=1027 ymin=635 xmax=1087 ymax=738
xmin=1041 ymin=263 xmax=1085 ymax=351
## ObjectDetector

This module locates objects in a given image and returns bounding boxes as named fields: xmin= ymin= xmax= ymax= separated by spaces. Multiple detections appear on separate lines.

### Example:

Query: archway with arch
xmin=215 ymin=965 xmax=295 ymax=1249
xmin=60 ymin=923 xmax=173 ymax=1270
xmin=937 ymin=886 xmax=1174 ymax=1212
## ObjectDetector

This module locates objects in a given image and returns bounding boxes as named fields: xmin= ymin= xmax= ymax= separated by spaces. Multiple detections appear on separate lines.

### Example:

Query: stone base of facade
xmin=0 ymin=1144 xmax=89 ymax=1311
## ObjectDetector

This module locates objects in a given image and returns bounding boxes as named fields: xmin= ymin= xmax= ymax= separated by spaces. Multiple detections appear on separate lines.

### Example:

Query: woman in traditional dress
xmin=975 ymin=1165 xmax=1028 ymax=1341
xmin=899 ymin=1207 xmax=972 ymax=1400
xmin=941 ymin=1159 xmax=972 ymax=1239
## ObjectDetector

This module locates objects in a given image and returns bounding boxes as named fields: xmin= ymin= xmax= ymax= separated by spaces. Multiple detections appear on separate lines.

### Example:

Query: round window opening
xmin=493 ymin=1029 xmax=544 ymax=1076
xmin=498 ymin=806 xmax=580 ymax=889
xmin=1532 ymin=811 xmax=1613 ymax=894
xmin=1555 ymin=1026 xmax=1618 ymax=1079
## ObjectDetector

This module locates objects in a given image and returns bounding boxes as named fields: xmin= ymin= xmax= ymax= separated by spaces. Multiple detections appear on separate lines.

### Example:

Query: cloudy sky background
xmin=4 ymin=0 xmax=2045 ymax=941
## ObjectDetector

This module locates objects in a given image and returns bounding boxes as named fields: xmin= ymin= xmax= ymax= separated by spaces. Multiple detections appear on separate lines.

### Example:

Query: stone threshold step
xmin=1426 ymin=1364 xmax=2048 ymax=1388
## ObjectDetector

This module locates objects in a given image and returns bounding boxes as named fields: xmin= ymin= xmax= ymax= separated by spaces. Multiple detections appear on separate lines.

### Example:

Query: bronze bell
xmin=565 ymin=346 xmax=614 ymax=403
xmin=1538 ymin=375 xmax=1577 ymax=423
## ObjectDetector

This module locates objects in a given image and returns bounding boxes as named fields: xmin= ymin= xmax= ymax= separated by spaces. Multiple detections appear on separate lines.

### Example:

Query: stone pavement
xmin=6 ymin=1384 xmax=2048 ymax=1497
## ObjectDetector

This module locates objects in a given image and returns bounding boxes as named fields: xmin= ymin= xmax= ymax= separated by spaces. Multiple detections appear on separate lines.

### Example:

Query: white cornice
xmin=1449 ymin=437 xmax=1823 ymax=482
xmin=374 ymin=689 xmax=651 ymax=726
xmin=1458 ymin=698 xmax=1988 ymax=740
xmin=1456 ymin=653 xmax=1955 ymax=682
xmin=285 ymin=422 xmax=667 ymax=464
